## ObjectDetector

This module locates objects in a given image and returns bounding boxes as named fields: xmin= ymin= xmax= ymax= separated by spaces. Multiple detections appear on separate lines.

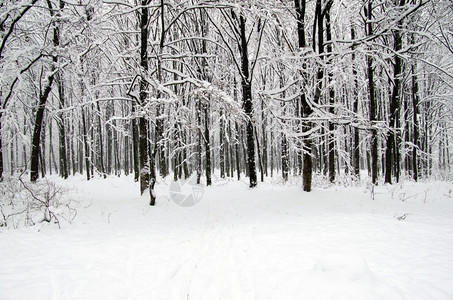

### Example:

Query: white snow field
xmin=1 ymin=175 xmax=453 ymax=300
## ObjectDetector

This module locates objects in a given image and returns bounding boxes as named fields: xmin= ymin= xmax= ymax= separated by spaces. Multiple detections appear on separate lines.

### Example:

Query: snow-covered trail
xmin=1 ymin=176 xmax=453 ymax=299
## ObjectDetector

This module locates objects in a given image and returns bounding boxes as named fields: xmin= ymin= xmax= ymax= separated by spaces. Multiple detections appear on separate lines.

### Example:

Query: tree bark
xmin=238 ymin=14 xmax=257 ymax=188
xmin=411 ymin=35 xmax=420 ymax=181
xmin=325 ymin=5 xmax=335 ymax=183
xmin=0 ymin=117 xmax=3 ymax=180
xmin=204 ymin=104 xmax=212 ymax=186
xmin=282 ymin=134 xmax=289 ymax=181
xmin=255 ymin=126 xmax=264 ymax=182
xmin=31 ymin=0 xmax=61 ymax=182
xmin=95 ymin=101 xmax=106 ymax=178
xmin=294 ymin=0 xmax=313 ymax=191
xmin=81 ymin=107 xmax=91 ymax=180
xmin=57 ymin=73 xmax=68 ymax=179
xmin=220 ymin=111 xmax=225 ymax=179
xmin=131 ymin=104 xmax=140 ymax=182
xmin=385 ymin=0 xmax=405 ymax=184
xmin=196 ymin=100 xmax=202 ymax=184
xmin=235 ymin=122 xmax=241 ymax=181
xmin=138 ymin=0 xmax=151 ymax=199
xmin=365 ymin=1 xmax=379 ymax=185
xmin=351 ymin=26 xmax=360 ymax=178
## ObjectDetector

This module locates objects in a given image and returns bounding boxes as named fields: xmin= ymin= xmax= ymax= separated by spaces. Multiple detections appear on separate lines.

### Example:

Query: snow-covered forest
xmin=1 ymin=0 xmax=452 ymax=194
xmin=1 ymin=0 xmax=453 ymax=299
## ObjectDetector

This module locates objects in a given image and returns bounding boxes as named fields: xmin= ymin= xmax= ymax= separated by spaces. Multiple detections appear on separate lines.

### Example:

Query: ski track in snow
xmin=1 ymin=175 xmax=453 ymax=300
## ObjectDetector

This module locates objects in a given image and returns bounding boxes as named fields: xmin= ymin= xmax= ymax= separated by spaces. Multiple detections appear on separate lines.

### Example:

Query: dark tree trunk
xmin=314 ymin=0 xmax=325 ymax=178
xmin=227 ymin=121 xmax=233 ymax=177
xmin=411 ymin=38 xmax=419 ymax=181
xmin=255 ymin=127 xmax=264 ymax=182
xmin=131 ymin=104 xmax=140 ymax=182
xmin=196 ymin=100 xmax=202 ymax=184
xmin=261 ymin=99 xmax=268 ymax=177
xmin=31 ymin=0 xmax=61 ymax=182
xmin=313 ymin=0 xmax=324 ymax=104
xmin=90 ymin=114 xmax=95 ymax=176
xmin=106 ymin=101 xmax=113 ymax=175
xmin=238 ymin=14 xmax=257 ymax=188
xmin=124 ymin=124 xmax=129 ymax=176
xmin=40 ymin=137 xmax=46 ymax=178
xmin=282 ymin=135 xmax=289 ymax=181
xmin=173 ymin=123 xmax=180 ymax=182
xmin=41 ymin=121 xmax=47 ymax=178
xmin=149 ymin=151 xmax=156 ymax=206
xmin=204 ymin=105 xmax=211 ymax=186
xmin=57 ymin=75 xmax=68 ymax=179
xmin=183 ymin=137 xmax=189 ymax=179
xmin=385 ymin=0 xmax=405 ymax=184
xmin=351 ymin=26 xmax=360 ymax=178
xmin=48 ymin=119 xmax=53 ymax=175
xmin=233 ymin=80 xmax=241 ymax=181
xmin=294 ymin=0 xmax=312 ymax=191
xmin=235 ymin=122 xmax=241 ymax=181
xmin=95 ymin=102 xmax=106 ymax=178
xmin=0 ymin=117 xmax=3 ymax=180
xmin=78 ymin=112 xmax=83 ymax=175
xmin=138 ymin=117 xmax=149 ymax=194
xmin=81 ymin=107 xmax=91 ymax=180
xmin=156 ymin=115 xmax=167 ymax=178
xmin=69 ymin=117 xmax=76 ymax=176
xmin=365 ymin=1 xmax=379 ymax=185
xmin=138 ymin=0 xmax=151 ymax=200
xmin=30 ymin=77 xmax=54 ymax=182
xmin=270 ymin=130 xmax=274 ymax=178
xmin=220 ymin=111 xmax=225 ymax=179
xmin=225 ymin=121 xmax=231 ymax=178
xmin=326 ymin=6 xmax=335 ymax=183
xmin=113 ymin=119 xmax=120 ymax=176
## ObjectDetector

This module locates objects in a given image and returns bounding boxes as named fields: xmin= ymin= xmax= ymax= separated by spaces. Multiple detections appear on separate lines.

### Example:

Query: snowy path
xmin=1 ymin=176 xmax=453 ymax=299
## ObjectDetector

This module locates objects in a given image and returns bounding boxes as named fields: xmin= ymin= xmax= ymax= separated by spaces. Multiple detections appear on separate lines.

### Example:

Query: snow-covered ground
xmin=1 ymin=175 xmax=453 ymax=300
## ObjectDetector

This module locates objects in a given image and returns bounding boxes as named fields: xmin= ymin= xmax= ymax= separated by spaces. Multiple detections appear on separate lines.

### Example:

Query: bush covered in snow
xmin=0 ymin=175 xmax=77 ymax=228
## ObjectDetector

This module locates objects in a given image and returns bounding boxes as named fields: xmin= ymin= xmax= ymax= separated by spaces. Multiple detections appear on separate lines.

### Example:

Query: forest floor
xmin=1 ymin=174 xmax=453 ymax=300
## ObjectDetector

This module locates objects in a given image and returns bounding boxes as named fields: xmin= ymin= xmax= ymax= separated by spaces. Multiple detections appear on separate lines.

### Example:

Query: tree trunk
xmin=138 ymin=0 xmax=151 ymax=198
xmin=131 ymin=104 xmax=140 ymax=182
xmin=365 ymin=1 xmax=379 ymax=185
xmin=294 ymin=0 xmax=312 ymax=191
xmin=385 ymin=1 xmax=405 ymax=184
xmin=238 ymin=14 xmax=257 ymax=188
xmin=81 ymin=107 xmax=91 ymax=180
xmin=196 ymin=100 xmax=202 ymax=184
xmin=235 ymin=122 xmax=241 ymax=181
xmin=351 ymin=26 xmax=360 ymax=178
xmin=30 ymin=77 xmax=54 ymax=182
xmin=204 ymin=104 xmax=211 ymax=186
xmin=57 ymin=74 xmax=68 ymax=179
xmin=261 ymin=99 xmax=268 ymax=177
xmin=0 ymin=117 xmax=3 ymax=180
xmin=255 ymin=126 xmax=264 ymax=182
xmin=106 ymin=101 xmax=113 ymax=175
xmin=282 ymin=134 xmax=289 ymax=181
xmin=173 ymin=122 xmax=181 ymax=182
xmin=227 ymin=121 xmax=233 ymax=177
xmin=220 ymin=111 xmax=225 ymax=179
xmin=48 ymin=118 xmax=53 ymax=175
xmin=31 ymin=0 xmax=61 ymax=182
xmin=326 ymin=6 xmax=335 ymax=183
xmin=94 ymin=101 xmax=106 ymax=178
xmin=138 ymin=117 xmax=150 ymax=195
xmin=411 ymin=36 xmax=419 ymax=181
